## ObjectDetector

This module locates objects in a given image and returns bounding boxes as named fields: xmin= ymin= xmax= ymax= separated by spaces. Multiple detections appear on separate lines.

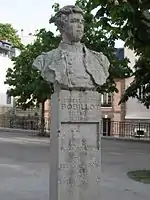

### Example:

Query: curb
xmin=1 ymin=127 xmax=150 ymax=144
xmin=102 ymin=136 xmax=150 ymax=143
xmin=0 ymin=137 xmax=50 ymax=144
xmin=0 ymin=127 xmax=38 ymax=135
xmin=0 ymin=127 xmax=50 ymax=136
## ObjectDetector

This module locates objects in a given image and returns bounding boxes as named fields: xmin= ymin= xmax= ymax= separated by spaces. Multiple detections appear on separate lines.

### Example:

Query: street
xmin=0 ymin=132 xmax=49 ymax=200
xmin=0 ymin=132 xmax=150 ymax=199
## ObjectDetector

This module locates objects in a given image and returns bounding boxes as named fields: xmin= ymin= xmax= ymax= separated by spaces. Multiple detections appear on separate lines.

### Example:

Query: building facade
xmin=124 ymin=47 xmax=150 ymax=121
xmin=101 ymin=48 xmax=125 ymax=136
xmin=110 ymin=47 xmax=150 ymax=137
xmin=0 ymin=40 xmax=16 ymax=114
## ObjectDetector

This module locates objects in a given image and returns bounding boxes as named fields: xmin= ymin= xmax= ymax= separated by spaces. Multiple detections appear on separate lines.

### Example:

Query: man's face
xmin=63 ymin=13 xmax=84 ymax=43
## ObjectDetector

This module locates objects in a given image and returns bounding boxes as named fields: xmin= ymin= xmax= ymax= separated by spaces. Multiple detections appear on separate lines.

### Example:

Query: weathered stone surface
xmin=32 ymin=4 xmax=109 ymax=200
xmin=50 ymin=90 xmax=101 ymax=200
xmin=32 ymin=5 xmax=109 ymax=90
xmin=60 ymin=90 xmax=101 ymax=122
xmin=58 ymin=124 xmax=101 ymax=200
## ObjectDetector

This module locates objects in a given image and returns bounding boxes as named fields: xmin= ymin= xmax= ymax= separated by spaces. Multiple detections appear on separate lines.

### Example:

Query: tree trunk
xmin=39 ymin=101 xmax=45 ymax=136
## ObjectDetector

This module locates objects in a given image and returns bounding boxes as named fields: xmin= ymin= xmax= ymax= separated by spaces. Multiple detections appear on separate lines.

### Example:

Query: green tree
xmin=88 ymin=0 xmax=150 ymax=107
xmin=5 ymin=1 xmax=132 ymax=136
xmin=0 ymin=23 xmax=22 ymax=48
xmin=5 ymin=29 xmax=60 ymax=135
xmin=76 ymin=0 xmax=131 ymax=94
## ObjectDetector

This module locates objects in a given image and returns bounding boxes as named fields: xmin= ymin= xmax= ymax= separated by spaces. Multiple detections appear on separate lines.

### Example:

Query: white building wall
xmin=0 ymin=55 xmax=13 ymax=108
xmin=124 ymin=47 xmax=150 ymax=119
xmin=0 ymin=34 xmax=35 ymax=115
xmin=0 ymin=33 xmax=36 ymax=116
xmin=20 ymin=30 xmax=36 ymax=45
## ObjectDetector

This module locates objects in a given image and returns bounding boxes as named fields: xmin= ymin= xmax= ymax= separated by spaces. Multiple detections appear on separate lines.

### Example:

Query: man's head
xmin=50 ymin=5 xmax=84 ymax=43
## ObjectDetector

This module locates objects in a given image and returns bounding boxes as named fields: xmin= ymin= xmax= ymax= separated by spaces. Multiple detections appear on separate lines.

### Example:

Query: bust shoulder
xmin=32 ymin=48 xmax=61 ymax=71
xmin=84 ymin=48 xmax=110 ymax=82
xmin=89 ymin=49 xmax=107 ymax=59
xmin=42 ymin=48 xmax=59 ymax=60
xmin=89 ymin=49 xmax=110 ymax=69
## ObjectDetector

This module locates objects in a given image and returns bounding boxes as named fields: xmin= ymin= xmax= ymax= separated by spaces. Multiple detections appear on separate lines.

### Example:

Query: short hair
xmin=49 ymin=5 xmax=84 ymax=31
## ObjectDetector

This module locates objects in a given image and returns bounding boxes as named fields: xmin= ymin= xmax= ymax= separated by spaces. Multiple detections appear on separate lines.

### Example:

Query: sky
xmin=0 ymin=0 xmax=74 ymax=35
xmin=0 ymin=0 xmax=124 ymax=47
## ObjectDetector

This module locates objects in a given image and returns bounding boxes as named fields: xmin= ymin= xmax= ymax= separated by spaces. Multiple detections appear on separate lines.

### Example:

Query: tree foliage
xmin=5 ymin=29 xmax=60 ymax=109
xmin=0 ymin=23 xmax=22 ymax=48
xmin=5 ymin=29 xmax=60 ymax=135
xmin=5 ymin=0 xmax=132 ymax=112
xmin=88 ymin=0 xmax=150 ymax=107
xmin=76 ymin=0 xmax=131 ymax=94
xmin=5 ymin=1 xmax=140 ymax=135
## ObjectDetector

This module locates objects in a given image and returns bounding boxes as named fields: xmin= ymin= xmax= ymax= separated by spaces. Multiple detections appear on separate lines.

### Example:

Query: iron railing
xmin=0 ymin=116 xmax=150 ymax=140
xmin=102 ymin=120 xmax=150 ymax=140
xmin=0 ymin=115 xmax=50 ymax=135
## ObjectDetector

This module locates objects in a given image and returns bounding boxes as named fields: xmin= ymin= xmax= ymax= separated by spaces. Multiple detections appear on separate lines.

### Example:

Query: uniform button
xmin=68 ymin=70 xmax=73 ymax=74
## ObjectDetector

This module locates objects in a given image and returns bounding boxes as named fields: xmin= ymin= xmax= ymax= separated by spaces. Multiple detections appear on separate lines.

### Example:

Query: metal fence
xmin=0 ymin=115 xmax=51 ymax=135
xmin=103 ymin=121 xmax=150 ymax=140
xmin=0 ymin=115 xmax=150 ymax=140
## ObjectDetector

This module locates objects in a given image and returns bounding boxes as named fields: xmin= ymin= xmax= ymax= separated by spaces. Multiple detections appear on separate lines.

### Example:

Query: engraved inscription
xmin=61 ymin=102 xmax=100 ymax=111
xmin=61 ymin=97 xmax=100 ymax=111
xmin=58 ymin=175 xmax=101 ymax=185
xmin=59 ymin=124 xmax=101 ymax=187
xmin=61 ymin=97 xmax=101 ymax=121
xmin=59 ymin=159 xmax=101 ymax=170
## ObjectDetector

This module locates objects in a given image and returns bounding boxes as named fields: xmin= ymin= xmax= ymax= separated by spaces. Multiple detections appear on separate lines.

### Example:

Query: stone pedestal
xmin=50 ymin=89 xmax=102 ymax=200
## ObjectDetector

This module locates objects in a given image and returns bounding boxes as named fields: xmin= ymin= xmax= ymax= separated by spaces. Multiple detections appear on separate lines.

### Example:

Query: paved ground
xmin=0 ymin=132 xmax=49 ymax=200
xmin=101 ymin=139 xmax=150 ymax=200
xmin=0 ymin=131 xmax=150 ymax=200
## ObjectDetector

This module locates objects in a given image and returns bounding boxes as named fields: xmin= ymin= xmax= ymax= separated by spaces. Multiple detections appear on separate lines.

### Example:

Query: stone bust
xmin=32 ymin=5 xmax=110 ymax=90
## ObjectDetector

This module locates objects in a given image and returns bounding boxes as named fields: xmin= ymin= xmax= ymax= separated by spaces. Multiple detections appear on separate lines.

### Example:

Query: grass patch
xmin=127 ymin=170 xmax=150 ymax=184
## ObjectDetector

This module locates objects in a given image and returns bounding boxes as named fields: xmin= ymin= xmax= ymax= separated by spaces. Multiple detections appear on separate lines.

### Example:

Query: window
xmin=0 ymin=48 xmax=14 ymax=58
xmin=101 ymin=93 xmax=112 ymax=107
xmin=0 ymin=49 xmax=8 ymax=57
xmin=137 ymin=85 xmax=147 ymax=100
xmin=6 ymin=94 xmax=11 ymax=104
xmin=0 ymin=40 xmax=14 ymax=58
